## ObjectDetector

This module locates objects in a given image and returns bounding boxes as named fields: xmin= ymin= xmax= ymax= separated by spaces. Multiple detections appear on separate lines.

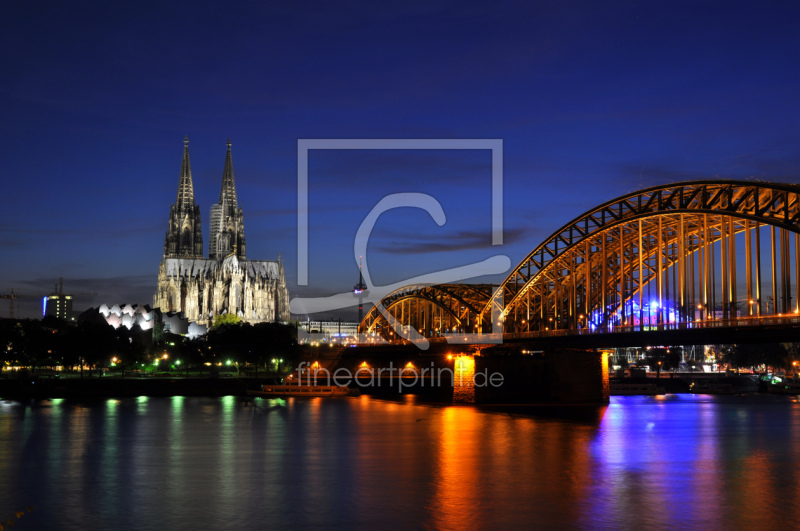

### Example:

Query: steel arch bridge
xmin=360 ymin=180 xmax=800 ymax=341
xmin=360 ymin=283 xmax=494 ymax=339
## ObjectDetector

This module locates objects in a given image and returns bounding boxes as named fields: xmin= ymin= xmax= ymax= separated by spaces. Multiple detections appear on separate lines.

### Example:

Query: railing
xmin=505 ymin=314 xmax=800 ymax=340
xmin=356 ymin=315 xmax=800 ymax=344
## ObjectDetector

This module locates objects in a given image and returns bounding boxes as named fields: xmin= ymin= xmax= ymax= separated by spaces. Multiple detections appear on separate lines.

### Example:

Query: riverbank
xmin=0 ymin=375 xmax=273 ymax=400
xmin=610 ymin=373 xmax=763 ymax=394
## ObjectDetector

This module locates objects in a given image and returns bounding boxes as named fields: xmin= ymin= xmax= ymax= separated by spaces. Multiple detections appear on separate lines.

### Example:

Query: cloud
xmin=11 ymin=274 xmax=154 ymax=302
xmin=374 ymin=226 xmax=530 ymax=255
xmin=0 ymin=222 xmax=164 ymax=242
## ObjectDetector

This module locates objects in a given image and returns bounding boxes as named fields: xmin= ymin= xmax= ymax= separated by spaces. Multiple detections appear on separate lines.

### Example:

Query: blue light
xmin=42 ymin=296 xmax=47 ymax=317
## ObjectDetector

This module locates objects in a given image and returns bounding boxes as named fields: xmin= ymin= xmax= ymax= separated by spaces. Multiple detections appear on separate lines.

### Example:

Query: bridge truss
xmin=487 ymin=180 xmax=800 ymax=334
xmin=360 ymin=180 xmax=800 ymax=341
xmin=360 ymin=283 xmax=494 ymax=339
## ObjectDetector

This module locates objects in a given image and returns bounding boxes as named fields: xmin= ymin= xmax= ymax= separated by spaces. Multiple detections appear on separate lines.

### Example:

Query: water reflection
xmin=3 ymin=395 xmax=800 ymax=529
xmin=430 ymin=406 xmax=482 ymax=529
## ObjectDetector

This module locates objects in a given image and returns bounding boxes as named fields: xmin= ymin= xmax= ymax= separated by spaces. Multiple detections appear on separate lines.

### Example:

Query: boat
xmin=767 ymin=378 xmax=800 ymax=394
xmin=609 ymin=382 xmax=666 ymax=395
xmin=688 ymin=380 xmax=737 ymax=394
xmin=246 ymin=383 xmax=357 ymax=397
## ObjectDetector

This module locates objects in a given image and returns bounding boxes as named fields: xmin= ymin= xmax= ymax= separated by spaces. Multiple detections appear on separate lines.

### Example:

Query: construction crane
xmin=0 ymin=279 xmax=97 ymax=319
xmin=0 ymin=288 xmax=45 ymax=319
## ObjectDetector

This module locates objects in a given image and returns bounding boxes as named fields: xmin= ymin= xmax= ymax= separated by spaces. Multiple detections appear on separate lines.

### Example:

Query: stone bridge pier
xmin=468 ymin=347 xmax=609 ymax=404
xmin=336 ymin=343 xmax=609 ymax=404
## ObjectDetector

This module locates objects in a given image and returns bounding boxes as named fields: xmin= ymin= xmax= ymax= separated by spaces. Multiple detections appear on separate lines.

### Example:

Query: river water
xmin=1 ymin=394 xmax=800 ymax=530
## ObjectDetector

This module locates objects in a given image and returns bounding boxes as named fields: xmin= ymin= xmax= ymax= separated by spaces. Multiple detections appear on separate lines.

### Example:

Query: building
xmin=297 ymin=319 xmax=360 ymax=344
xmin=82 ymin=304 xmax=208 ymax=339
xmin=153 ymin=137 xmax=290 ymax=326
xmin=44 ymin=293 xmax=73 ymax=320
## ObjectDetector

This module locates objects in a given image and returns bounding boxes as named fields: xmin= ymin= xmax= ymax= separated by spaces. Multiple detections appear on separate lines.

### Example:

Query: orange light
xmin=447 ymin=354 xmax=453 ymax=360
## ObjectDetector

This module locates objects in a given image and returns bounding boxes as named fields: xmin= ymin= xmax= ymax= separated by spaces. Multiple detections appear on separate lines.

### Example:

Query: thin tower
xmin=353 ymin=256 xmax=368 ymax=337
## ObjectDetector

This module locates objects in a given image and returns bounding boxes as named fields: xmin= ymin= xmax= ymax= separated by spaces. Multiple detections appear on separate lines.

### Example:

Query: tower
xmin=353 ymin=256 xmax=368 ymax=334
xmin=209 ymin=139 xmax=246 ymax=260
xmin=163 ymin=136 xmax=204 ymax=259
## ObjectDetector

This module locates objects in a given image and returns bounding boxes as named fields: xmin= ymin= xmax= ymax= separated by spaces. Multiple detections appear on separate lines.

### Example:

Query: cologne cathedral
xmin=153 ymin=137 xmax=290 ymax=326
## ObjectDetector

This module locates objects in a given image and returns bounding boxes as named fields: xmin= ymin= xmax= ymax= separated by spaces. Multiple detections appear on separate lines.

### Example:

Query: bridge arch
xmin=483 ymin=180 xmax=800 ymax=334
xmin=360 ymin=283 xmax=494 ymax=339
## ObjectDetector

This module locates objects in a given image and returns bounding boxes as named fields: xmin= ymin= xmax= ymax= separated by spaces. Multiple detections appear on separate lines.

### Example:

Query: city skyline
xmin=2 ymin=2 xmax=800 ymax=319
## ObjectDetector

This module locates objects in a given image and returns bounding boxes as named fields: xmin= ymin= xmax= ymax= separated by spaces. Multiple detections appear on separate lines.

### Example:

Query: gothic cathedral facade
xmin=153 ymin=137 xmax=290 ymax=326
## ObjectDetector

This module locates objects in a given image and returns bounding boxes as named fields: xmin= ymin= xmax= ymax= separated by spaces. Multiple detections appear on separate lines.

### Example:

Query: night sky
xmin=2 ymin=2 xmax=799 ymax=320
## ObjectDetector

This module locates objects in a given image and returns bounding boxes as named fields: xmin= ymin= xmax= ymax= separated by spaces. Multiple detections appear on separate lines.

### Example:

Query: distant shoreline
xmin=0 ymin=375 xmax=271 ymax=400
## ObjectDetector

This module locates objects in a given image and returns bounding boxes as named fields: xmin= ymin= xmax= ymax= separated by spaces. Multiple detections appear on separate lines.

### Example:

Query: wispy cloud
xmin=10 ymin=275 xmax=154 ymax=301
xmin=374 ymin=227 xmax=530 ymax=254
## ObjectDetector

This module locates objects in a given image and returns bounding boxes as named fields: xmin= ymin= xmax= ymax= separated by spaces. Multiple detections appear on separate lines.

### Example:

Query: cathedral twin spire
xmin=176 ymin=136 xmax=196 ymax=210
xmin=210 ymin=139 xmax=246 ymax=260
xmin=163 ymin=136 xmax=246 ymax=261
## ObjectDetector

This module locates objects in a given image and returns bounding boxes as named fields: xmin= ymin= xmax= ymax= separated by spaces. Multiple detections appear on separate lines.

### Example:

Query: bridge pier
xmin=333 ymin=343 xmax=609 ymax=404
xmin=474 ymin=347 xmax=609 ymax=404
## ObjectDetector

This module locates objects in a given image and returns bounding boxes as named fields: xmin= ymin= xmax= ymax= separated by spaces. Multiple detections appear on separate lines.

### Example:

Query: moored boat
xmin=767 ymin=379 xmax=800 ymax=394
xmin=688 ymin=380 xmax=737 ymax=394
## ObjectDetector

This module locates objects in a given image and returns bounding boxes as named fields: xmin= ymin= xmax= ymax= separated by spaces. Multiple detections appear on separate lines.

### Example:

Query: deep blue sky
xmin=2 ymin=1 xmax=799 ymax=319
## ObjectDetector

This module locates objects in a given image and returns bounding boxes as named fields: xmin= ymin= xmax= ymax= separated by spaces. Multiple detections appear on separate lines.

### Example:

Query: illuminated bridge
xmin=360 ymin=180 xmax=800 ymax=347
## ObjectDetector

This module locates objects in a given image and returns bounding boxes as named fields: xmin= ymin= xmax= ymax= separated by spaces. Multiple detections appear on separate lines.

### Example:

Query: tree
xmin=13 ymin=320 xmax=53 ymax=370
xmin=718 ymin=343 xmax=788 ymax=372
xmin=182 ymin=337 xmax=207 ymax=375
xmin=213 ymin=314 xmax=242 ymax=328
xmin=254 ymin=322 xmax=299 ymax=375
xmin=152 ymin=321 xmax=165 ymax=345
xmin=719 ymin=344 xmax=756 ymax=370
xmin=644 ymin=348 xmax=667 ymax=377
xmin=665 ymin=347 xmax=682 ymax=373
xmin=74 ymin=321 xmax=117 ymax=376
xmin=763 ymin=343 xmax=788 ymax=372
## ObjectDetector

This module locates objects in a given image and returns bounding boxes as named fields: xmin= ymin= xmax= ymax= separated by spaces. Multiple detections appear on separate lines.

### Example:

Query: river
xmin=1 ymin=394 xmax=799 ymax=529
